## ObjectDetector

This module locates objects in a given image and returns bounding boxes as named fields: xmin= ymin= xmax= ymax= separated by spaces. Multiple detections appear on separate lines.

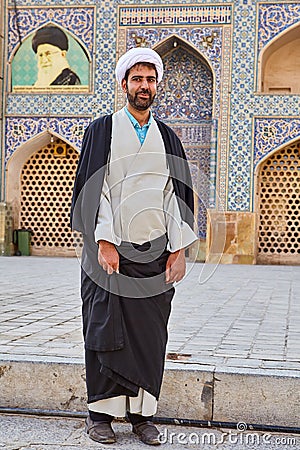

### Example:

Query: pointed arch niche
xmin=152 ymin=36 xmax=214 ymax=251
xmin=259 ymin=24 xmax=300 ymax=94
xmin=6 ymin=132 xmax=80 ymax=256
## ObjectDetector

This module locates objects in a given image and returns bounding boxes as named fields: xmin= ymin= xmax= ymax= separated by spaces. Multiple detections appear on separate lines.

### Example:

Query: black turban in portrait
xmin=32 ymin=26 xmax=69 ymax=53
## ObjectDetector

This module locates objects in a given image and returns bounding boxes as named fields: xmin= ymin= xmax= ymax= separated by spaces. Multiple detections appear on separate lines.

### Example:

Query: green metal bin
xmin=13 ymin=229 xmax=33 ymax=256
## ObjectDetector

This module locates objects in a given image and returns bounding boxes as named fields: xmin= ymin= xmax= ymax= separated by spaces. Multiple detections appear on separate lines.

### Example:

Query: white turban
xmin=115 ymin=47 xmax=164 ymax=86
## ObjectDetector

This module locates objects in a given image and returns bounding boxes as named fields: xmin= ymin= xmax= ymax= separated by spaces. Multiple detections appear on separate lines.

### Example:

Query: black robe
xmin=70 ymin=114 xmax=194 ymax=403
xmin=51 ymin=68 xmax=81 ymax=85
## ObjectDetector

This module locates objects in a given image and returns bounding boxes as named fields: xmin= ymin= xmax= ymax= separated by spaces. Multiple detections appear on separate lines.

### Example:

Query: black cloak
xmin=70 ymin=114 xmax=195 ymax=402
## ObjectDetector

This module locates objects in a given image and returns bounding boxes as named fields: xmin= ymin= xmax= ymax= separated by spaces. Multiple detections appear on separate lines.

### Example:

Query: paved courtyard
xmin=0 ymin=256 xmax=299 ymax=374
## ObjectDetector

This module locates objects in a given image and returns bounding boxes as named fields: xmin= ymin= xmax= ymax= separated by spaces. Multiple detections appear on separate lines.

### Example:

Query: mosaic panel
xmin=228 ymin=1 xmax=300 ymax=211
xmin=125 ymin=26 xmax=222 ymax=117
xmin=258 ymin=2 xmax=300 ymax=52
xmin=5 ymin=116 xmax=91 ymax=163
xmin=7 ymin=6 xmax=94 ymax=60
xmin=186 ymin=152 xmax=211 ymax=240
xmin=190 ymin=148 xmax=211 ymax=239
xmin=153 ymin=46 xmax=213 ymax=121
xmin=254 ymin=117 xmax=300 ymax=167
xmin=170 ymin=123 xmax=213 ymax=148
xmin=133 ymin=30 xmax=215 ymax=237
xmin=117 ymin=12 xmax=232 ymax=212
xmin=152 ymin=44 xmax=213 ymax=237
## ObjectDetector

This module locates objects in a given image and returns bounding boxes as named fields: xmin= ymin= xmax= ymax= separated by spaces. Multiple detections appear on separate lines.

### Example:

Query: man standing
xmin=71 ymin=47 xmax=197 ymax=445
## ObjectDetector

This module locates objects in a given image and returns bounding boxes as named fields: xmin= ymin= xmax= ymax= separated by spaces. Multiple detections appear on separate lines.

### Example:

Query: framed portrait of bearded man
xmin=11 ymin=24 xmax=90 ymax=93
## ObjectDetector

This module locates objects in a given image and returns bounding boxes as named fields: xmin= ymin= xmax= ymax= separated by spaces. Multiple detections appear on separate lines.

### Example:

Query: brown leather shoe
xmin=85 ymin=416 xmax=116 ymax=444
xmin=132 ymin=421 xmax=161 ymax=446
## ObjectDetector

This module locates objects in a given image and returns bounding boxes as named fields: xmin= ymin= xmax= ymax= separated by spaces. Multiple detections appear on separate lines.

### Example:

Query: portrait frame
xmin=10 ymin=23 xmax=91 ymax=93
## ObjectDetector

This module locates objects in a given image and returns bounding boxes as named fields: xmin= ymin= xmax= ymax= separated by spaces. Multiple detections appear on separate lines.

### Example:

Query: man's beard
xmin=127 ymin=90 xmax=156 ymax=111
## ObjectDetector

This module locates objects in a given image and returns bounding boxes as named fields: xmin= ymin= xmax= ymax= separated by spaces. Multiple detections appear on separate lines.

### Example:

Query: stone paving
xmin=0 ymin=256 xmax=299 ymax=374
xmin=0 ymin=414 xmax=299 ymax=450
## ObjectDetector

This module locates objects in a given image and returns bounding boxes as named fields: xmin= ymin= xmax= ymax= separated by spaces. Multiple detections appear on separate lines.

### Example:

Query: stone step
xmin=1 ymin=358 xmax=298 ymax=428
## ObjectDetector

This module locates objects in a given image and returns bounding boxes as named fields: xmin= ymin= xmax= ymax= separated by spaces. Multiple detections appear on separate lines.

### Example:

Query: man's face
xmin=122 ymin=64 xmax=157 ymax=111
xmin=36 ymin=43 xmax=66 ymax=70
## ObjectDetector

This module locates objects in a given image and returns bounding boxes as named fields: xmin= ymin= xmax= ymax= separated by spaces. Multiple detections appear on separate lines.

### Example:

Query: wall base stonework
xmin=206 ymin=210 xmax=256 ymax=265
xmin=0 ymin=203 xmax=5 ymax=255
xmin=0 ymin=202 xmax=13 ymax=256
xmin=189 ymin=238 xmax=206 ymax=262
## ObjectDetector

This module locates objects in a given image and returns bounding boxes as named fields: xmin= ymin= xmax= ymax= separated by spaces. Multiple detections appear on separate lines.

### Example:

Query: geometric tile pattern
xmin=5 ymin=116 xmax=91 ymax=163
xmin=257 ymin=142 xmax=300 ymax=264
xmin=20 ymin=140 xmax=79 ymax=256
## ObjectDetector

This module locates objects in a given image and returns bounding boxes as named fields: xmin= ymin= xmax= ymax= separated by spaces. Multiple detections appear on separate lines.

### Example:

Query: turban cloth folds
xmin=115 ymin=47 xmax=164 ymax=85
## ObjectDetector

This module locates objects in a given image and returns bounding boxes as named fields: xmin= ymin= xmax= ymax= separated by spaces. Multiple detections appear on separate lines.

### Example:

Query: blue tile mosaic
xmin=5 ymin=116 xmax=91 ymax=163
xmin=258 ymin=2 xmax=300 ymax=52
xmin=4 ymin=0 xmax=300 ymax=217
xmin=254 ymin=117 xmax=300 ymax=168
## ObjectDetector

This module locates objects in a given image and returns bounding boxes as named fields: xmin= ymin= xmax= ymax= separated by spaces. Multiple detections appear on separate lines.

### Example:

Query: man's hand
xmin=165 ymin=249 xmax=186 ymax=284
xmin=98 ymin=240 xmax=119 ymax=275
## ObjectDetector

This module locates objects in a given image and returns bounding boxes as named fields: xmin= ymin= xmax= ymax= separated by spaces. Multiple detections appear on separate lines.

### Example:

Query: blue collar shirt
xmin=124 ymin=107 xmax=153 ymax=145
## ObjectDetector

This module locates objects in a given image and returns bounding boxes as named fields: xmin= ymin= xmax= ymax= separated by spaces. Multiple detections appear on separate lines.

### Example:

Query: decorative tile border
xmin=227 ymin=0 xmax=257 ymax=211
xmin=6 ymin=94 xmax=98 ymax=117
xmin=118 ymin=4 xmax=232 ymax=27
xmin=217 ymin=25 xmax=231 ymax=209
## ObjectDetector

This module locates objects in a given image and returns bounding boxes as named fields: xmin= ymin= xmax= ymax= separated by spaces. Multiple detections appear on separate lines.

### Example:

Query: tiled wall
xmin=3 ymin=0 xmax=300 ymax=216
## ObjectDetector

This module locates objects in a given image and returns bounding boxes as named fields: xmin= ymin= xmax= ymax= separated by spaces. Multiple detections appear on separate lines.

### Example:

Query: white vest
xmin=108 ymin=108 xmax=169 ymax=244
